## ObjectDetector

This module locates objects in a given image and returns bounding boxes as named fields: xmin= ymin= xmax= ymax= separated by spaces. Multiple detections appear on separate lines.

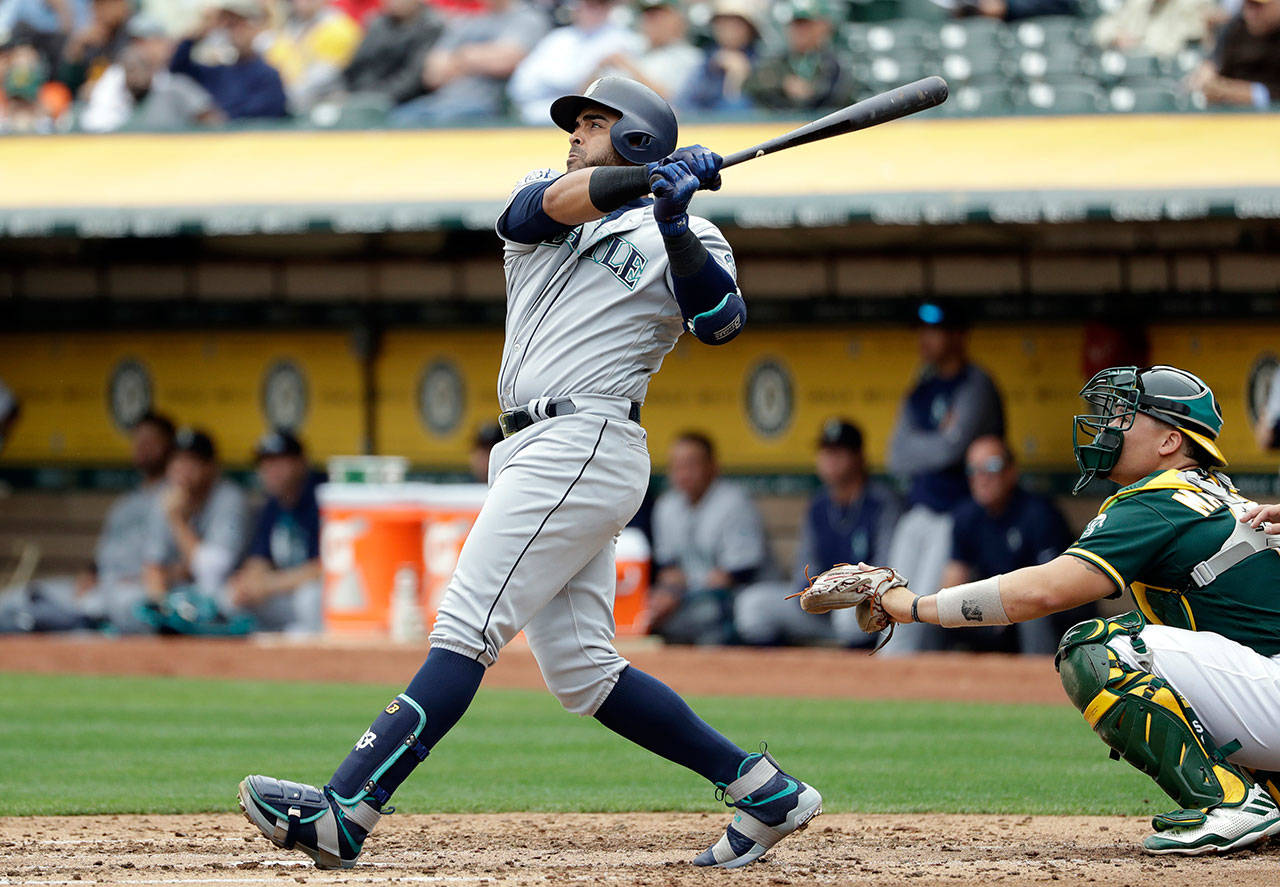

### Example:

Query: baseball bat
xmin=720 ymin=76 xmax=949 ymax=170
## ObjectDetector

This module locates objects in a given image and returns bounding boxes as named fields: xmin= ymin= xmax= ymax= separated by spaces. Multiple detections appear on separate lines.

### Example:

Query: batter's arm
xmin=542 ymin=166 xmax=654 ymax=225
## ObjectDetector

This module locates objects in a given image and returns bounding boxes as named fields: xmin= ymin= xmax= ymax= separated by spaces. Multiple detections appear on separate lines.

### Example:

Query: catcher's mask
xmin=1072 ymin=365 xmax=1226 ymax=494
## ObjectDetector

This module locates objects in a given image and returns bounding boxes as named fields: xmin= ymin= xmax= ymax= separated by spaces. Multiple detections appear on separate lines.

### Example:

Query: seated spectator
xmin=262 ymin=0 xmax=363 ymax=114
xmin=80 ymin=21 xmax=220 ymax=131
xmin=589 ymin=0 xmax=700 ymax=102
xmin=1092 ymin=0 xmax=1216 ymax=58
xmin=676 ymin=0 xmax=762 ymax=114
xmin=744 ymin=0 xmax=853 ymax=112
xmin=0 ymin=377 xmax=17 ymax=455
xmin=391 ymin=0 xmax=547 ymax=125
xmin=881 ymin=301 xmax=1005 ymax=655
xmin=0 ymin=0 xmax=90 ymax=68
xmin=507 ymin=0 xmax=640 ymax=123
xmin=57 ymin=0 xmax=131 ymax=96
xmin=169 ymin=0 xmax=289 ymax=119
xmin=81 ymin=412 xmax=178 ymax=629
xmin=736 ymin=419 xmax=901 ymax=647
xmin=142 ymin=427 xmax=249 ymax=603
xmin=954 ymin=0 xmax=1079 ymax=22
xmin=225 ymin=430 xmax=323 ymax=633
xmin=1255 ymin=369 xmax=1280 ymax=450
xmin=1 ymin=38 xmax=65 ymax=131
xmin=1186 ymin=0 xmax=1280 ymax=107
xmin=649 ymin=431 xmax=772 ymax=645
xmin=469 ymin=422 xmax=504 ymax=482
xmin=942 ymin=436 xmax=1076 ymax=654
xmin=341 ymin=0 xmax=443 ymax=108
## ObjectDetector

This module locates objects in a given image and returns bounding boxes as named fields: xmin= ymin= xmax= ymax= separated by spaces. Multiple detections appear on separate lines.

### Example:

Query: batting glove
xmin=648 ymin=159 xmax=701 ymax=236
xmin=665 ymin=145 xmax=723 ymax=192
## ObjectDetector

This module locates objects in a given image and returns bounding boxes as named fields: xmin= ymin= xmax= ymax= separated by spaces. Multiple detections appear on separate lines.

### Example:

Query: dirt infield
xmin=3 ymin=637 xmax=1278 ymax=886
xmin=2 ymin=811 xmax=1277 ymax=887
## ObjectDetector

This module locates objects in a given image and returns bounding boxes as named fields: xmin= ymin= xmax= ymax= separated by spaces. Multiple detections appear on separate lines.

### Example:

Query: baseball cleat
xmin=1142 ymin=784 xmax=1280 ymax=856
xmin=238 ymin=775 xmax=381 ymax=869
xmin=693 ymin=749 xmax=822 ymax=869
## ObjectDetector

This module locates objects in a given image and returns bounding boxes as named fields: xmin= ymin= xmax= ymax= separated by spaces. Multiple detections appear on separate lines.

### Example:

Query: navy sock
xmin=329 ymin=647 xmax=485 ymax=807
xmin=594 ymin=666 xmax=747 ymax=787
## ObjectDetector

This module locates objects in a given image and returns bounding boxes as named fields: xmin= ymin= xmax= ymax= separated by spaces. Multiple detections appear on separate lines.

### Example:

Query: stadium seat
xmin=1106 ymin=84 xmax=1190 ymax=112
xmin=862 ymin=53 xmax=932 ymax=87
xmin=1088 ymin=50 xmax=1165 ymax=86
xmin=1013 ymin=16 xmax=1085 ymax=50
xmin=944 ymin=83 xmax=1016 ymax=115
xmin=937 ymin=17 xmax=1013 ymax=54
xmin=1014 ymin=81 xmax=1105 ymax=113
xmin=940 ymin=48 xmax=1007 ymax=84
xmin=1013 ymin=45 xmax=1086 ymax=82
xmin=863 ymin=18 xmax=938 ymax=54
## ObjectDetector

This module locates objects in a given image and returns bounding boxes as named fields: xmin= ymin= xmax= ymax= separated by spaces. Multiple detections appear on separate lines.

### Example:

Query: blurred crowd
xmin=0 ymin=0 xmax=1276 ymax=132
xmin=0 ymin=300 xmax=1173 ymax=653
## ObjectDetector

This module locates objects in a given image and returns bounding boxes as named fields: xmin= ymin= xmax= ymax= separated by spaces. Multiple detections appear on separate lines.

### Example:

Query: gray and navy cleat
xmin=693 ymin=748 xmax=822 ymax=869
xmin=238 ymin=775 xmax=381 ymax=869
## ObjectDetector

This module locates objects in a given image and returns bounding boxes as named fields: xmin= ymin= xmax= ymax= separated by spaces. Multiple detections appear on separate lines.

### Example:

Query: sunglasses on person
xmin=966 ymin=456 xmax=1008 ymax=476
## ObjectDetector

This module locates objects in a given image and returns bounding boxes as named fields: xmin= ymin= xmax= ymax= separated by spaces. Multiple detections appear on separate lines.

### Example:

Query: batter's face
xmin=567 ymin=107 xmax=625 ymax=172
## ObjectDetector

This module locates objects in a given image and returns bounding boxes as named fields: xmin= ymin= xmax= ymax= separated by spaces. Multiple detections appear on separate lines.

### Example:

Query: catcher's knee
xmin=1054 ymin=612 xmax=1246 ymax=810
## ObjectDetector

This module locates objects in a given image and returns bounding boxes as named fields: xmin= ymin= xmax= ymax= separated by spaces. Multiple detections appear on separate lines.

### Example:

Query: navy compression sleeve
xmin=664 ymin=229 xmax=746 ymax=345
xmin=497 ymin=180 xmax=573 ymax=244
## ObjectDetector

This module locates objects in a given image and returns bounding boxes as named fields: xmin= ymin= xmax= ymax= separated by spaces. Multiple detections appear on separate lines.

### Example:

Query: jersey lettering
xmin=1172 ymin=489 xmax=1219 ymax=517
xmin=584 ymin=235 xmax=647 ymax=290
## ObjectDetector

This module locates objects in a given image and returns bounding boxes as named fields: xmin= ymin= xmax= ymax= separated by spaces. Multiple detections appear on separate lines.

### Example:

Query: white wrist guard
xmin=935 ymin=574 xmax=1010 ymax=627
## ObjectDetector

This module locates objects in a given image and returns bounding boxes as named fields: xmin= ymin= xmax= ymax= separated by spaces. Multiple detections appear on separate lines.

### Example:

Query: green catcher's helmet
xmin=1072 ymin=365 xmax=1225 ymax=494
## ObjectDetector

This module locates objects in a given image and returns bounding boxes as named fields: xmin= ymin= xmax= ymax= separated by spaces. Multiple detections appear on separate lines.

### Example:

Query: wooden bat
xmin=720 ymin=76 xmax=949 ymax=170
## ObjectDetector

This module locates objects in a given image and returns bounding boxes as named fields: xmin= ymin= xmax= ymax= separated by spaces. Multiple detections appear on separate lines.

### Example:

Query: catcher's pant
xmin=879 ymin=504 xmax=953 ymax=656
xmin=1109 ymin=624 xmax=1280 ymax=770
xmin=429 ymin=411 xmax=649 ymax=716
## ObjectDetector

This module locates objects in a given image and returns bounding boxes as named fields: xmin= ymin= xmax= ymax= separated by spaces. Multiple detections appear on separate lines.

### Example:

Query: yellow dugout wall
xmin=3 ymin=323 xmax=1276 ymax=474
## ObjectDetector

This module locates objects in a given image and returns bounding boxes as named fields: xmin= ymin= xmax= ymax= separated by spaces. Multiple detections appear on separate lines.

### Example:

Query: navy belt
xmin=498 ymin=397 xmax=641 ymax=438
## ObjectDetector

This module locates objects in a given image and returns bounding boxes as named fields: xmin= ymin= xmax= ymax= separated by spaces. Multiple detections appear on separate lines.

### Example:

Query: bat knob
xmin=755 ymin=149 xmax=764 ymax=158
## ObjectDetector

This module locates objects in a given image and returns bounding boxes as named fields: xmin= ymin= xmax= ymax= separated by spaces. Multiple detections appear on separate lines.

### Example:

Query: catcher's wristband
xmin=934 ymin=574 xmax=1010 ymax=627
xmin=910 ymin=595 xmax=922 ymax=623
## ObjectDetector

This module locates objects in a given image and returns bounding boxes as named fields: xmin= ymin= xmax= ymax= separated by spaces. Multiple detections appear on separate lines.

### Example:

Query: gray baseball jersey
xmin=494 ymin=168 xmax=738 ymax=410
xmin=428 ymin=169 xmax=743 ymax=713
xmin=652 ymin=478 xmax=772 ymax=589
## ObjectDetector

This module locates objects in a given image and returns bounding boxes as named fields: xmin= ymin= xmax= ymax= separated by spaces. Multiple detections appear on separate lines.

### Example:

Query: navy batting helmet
xmin=550 ymin=76 xmax=678 ymax=165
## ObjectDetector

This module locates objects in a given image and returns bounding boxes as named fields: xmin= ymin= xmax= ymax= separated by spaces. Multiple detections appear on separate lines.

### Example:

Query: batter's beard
xmin=567 ymin=145 xmax=628 ymax=172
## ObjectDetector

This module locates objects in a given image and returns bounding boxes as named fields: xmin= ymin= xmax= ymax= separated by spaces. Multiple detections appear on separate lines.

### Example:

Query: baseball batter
xmin=238 ymin=76 xmax=820 ymax=870
xmin=800 ymin=365 xmax=1280 ymax=855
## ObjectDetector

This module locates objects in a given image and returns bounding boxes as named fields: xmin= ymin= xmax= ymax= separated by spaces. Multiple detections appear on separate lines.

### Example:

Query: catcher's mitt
xmin=785 ymin=562 xmax=908 ymax=651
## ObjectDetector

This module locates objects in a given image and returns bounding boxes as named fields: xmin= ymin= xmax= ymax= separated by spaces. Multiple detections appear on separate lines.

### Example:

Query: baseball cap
xmin=174 ymin=427 xmax=217 ymax=461
xmin=220 ymin=0 xmax=265 ymax=19
xmin=786 ymin=0 xmax=835 ymax=21
xmin=636 ymin=0 xmax=679 ymax=9
xmin=710 ymin=0 xmax=764 ymax=35
xmin=254 ymin=429 xmax=304 ymax=461
xmin=126 ymin=13 xmax=168 ymax=38
xmin=817 ymin=418 xmax=863 ymax=452
xmin=916 ymin=299 xmax=968 ymax=330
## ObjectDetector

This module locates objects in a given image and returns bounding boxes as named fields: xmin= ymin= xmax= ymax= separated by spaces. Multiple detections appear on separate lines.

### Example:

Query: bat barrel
xmin=721 ymin=76 xmax=949 ymax=170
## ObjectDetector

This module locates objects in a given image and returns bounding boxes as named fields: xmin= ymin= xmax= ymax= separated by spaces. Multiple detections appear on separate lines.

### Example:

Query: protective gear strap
xmin=934 ymin=575 xmax=1009 ymax=627
xmin=723 ymin=755 xmax=778 ymax=804
xmin=1055 ymin=616 xmax=1250 ymax=810
xmin=1178 ymin=470 xmax=1280 ymax=587
xmin=588 ymin=165 xmax=653 ymax=214
xmin=328 ymin=693 xmax=429 ymax=807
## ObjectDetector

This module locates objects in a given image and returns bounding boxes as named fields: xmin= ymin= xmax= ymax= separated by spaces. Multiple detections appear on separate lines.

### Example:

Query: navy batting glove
xmin=665 ymin=145 xmax=723 ymax=192
xmin=647 ymin=159 xmax=700 ymax=236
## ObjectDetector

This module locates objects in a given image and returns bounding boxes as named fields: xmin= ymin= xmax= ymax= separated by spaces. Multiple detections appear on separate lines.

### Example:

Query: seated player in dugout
xmin=811 ymin=365 xmax=1280 ymax=855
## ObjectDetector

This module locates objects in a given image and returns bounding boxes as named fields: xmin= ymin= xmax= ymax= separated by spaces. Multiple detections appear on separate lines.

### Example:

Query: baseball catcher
xmin=797 ymin=365 xmax=1280 ymax=855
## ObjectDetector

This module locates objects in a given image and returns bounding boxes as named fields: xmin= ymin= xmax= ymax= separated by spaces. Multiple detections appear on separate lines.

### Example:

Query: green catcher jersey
xmin=1065 ymin=468 xmax=1280 ymax=657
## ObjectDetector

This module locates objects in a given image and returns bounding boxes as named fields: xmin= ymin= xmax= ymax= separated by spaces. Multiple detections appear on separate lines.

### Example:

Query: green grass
xmin=0 ymin=671 xmax=1158 ymax=817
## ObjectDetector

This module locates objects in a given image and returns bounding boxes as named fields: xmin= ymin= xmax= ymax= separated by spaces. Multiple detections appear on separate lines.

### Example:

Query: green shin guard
xmin=1055 ymin=615 xmax=1249 ymax=811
